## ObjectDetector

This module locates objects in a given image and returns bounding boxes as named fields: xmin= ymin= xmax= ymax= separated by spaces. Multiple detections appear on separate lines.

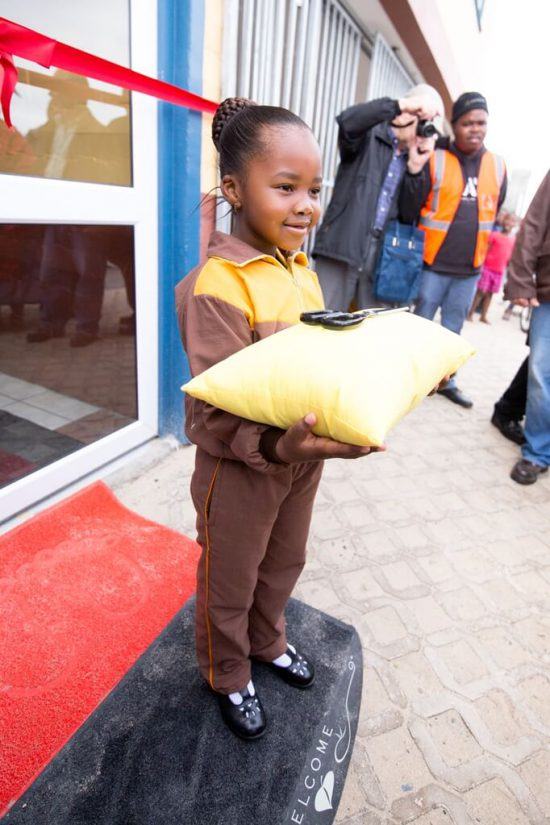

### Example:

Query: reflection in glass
xmin=0 ymin=67 xmax=132 ymax=186
xmin=0 ymin=0 xmax=132 ymax=185
xmin=0 ymin=224 xmax=137 ymax=488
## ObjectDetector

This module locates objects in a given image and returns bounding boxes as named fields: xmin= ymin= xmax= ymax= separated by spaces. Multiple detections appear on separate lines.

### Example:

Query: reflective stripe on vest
xmin=418 ymin=149 xmax=505 ymax=267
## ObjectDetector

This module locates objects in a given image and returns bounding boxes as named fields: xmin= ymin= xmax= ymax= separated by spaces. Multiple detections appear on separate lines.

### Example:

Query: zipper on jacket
xmin=288 ymin=260 xmax=305 ymax=312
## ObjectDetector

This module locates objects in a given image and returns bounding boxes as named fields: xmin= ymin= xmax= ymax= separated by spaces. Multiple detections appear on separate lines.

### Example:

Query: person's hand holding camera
xmin=407 ymin=135 xmax=437 ymax=174
xmin=398 ymin=94 xmax=442 ymax=121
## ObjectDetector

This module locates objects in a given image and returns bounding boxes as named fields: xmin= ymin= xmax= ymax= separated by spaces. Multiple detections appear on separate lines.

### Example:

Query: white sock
xmin=228 ymin=679 xmax=255 ymax=705
xmin=272 ymin=643 xmax=295 ymax=668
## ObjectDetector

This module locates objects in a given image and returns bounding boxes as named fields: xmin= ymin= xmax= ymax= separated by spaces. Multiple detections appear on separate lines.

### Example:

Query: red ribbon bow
xmin=0 ymin=17 xmax=218 ymax=129
xmin=0 ymin=50 xmax=17 ymax=128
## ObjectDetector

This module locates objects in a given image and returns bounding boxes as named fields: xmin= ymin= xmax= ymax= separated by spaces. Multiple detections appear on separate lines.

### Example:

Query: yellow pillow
xmin=183 ymin=311 xmax=475 ymax=447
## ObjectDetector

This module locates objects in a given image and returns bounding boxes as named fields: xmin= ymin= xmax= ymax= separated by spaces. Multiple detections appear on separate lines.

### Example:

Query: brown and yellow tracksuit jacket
xmin=175 ymin=231 xmax=324 ymax=469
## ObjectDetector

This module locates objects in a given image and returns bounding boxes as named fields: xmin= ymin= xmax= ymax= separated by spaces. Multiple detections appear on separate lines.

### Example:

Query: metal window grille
xmin=219 ymin=0 xmax=361 ymax=252
xmin=365 ymin=32 xmax=413 ymax=101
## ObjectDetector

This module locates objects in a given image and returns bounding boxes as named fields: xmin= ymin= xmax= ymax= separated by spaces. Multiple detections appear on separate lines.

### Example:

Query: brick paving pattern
xmin=114 ymin=305 xmax=550 ymax=824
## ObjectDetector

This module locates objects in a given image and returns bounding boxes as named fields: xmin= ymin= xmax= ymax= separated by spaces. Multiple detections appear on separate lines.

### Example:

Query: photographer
xmin=313 ymin=85 xmax=443 ymax=311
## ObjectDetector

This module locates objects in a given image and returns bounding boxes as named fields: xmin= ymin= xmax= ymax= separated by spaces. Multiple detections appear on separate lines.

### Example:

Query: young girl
xmin=468 ymin=211 xmax=517 ymax=323
xmin=175 ymin=98 xmax=378 ymax=740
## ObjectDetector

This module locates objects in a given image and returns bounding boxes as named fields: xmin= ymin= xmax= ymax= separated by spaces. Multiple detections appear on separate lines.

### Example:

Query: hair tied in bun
xmin=212 ymin=98 xmax=310 ymax=180
xmin=211 ymin=97 xmax=257 ymax=150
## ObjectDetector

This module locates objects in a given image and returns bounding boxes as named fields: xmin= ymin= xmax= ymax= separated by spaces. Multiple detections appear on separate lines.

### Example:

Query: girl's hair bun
xmin=212 ymin=97 xmax=257 ymax=150
xmin=212 ymin=100 xmax=309 ymax=179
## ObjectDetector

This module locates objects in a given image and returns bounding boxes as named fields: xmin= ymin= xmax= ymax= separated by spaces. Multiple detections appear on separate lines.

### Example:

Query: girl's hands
xmin=274 ymin=375 xmax=450 ymax=463
xmin=274 ymin=413 xmax=385 ymax=463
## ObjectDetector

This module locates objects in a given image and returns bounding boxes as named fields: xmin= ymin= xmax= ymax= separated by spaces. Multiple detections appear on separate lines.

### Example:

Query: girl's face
xmin=222 ymin=125 xmax=323 ymax=255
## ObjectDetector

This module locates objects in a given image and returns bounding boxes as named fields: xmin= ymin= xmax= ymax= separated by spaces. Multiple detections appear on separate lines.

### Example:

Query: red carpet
xmin=0 ymin=482 xmax=200 ymax=816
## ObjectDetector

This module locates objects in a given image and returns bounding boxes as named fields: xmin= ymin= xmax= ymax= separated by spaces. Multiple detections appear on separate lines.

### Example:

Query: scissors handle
xmin=300 ymin=306 xmax=410 ymax=330
xmin=300 ymin=310 xmax=338 ymax=325
xmin=300 ymin=310 xmax=364 ymax=328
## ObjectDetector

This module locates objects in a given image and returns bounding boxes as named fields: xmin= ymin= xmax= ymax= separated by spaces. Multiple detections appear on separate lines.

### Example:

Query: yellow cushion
xmin=182 ymin=311 xmax=475 ymax=447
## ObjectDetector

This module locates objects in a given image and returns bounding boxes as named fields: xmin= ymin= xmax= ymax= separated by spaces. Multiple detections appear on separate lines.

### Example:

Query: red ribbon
xmin=0 ymin=17 xmax=218 ymax=129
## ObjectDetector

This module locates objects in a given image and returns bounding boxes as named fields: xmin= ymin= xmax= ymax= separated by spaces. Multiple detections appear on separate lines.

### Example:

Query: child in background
xmin=175 ymin=98 xmax=379 ymax=740
xmin=468 ymin=211 xmax=517 ymax=323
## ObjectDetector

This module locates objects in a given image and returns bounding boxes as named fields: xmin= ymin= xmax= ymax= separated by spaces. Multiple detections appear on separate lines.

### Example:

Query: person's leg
xmin=440 ymin=274 xmax=479 ymax=335
xmin=314 ymin=255 xmax=355 ymax=312
xmin=248 ymin=461 xmax=323 ymax=662
xmin=72 ymin=230 xmax=107 ymax=339
xmin=414 ymin=270 xmax=459 ymax=392
xmin=356 ymin=263 xmax=386 ymax=309
xmin=27 ymin=227 xmax=73 ymax=340
xmin=492 ymin=356 xmax=528 ymax=445
xmin=356 ymin=234 xmax=386 ymax=309
xmin=191 ymin=449 xmax=294 ymax=695
xmin=495 ymin=356 xmax=529 ymax=421
xmin=519 ymin=304 xmax=550 ymax=470
xmin=9 ymin=302 xmax=24 ymax=329
xmin=436 ymin=274 xmax=478 ymax=401
xmin=467 ymin=289 xmax=484 ymax=321
xmin=480 ymin=292 xmax=493 ymax=323
xmin=414 ymin=269 xmax=451 ymax=322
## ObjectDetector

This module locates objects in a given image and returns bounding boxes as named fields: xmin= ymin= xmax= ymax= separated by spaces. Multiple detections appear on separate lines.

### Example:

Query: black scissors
xmin=300 ymin=306 xmax=410 ymax=329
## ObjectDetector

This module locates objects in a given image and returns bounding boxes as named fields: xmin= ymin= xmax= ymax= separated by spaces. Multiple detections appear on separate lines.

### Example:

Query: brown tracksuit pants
xmin=190 ymin=447 xmax=323 ymax=694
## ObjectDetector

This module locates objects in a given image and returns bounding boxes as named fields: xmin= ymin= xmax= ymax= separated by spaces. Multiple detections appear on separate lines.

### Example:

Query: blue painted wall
xmin=157 ymin=0 xmax=204 ymax=439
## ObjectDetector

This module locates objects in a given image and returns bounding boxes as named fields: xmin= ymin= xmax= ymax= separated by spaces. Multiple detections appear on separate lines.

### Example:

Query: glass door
xmin=0 ymin=0 xmax=158 ymax=521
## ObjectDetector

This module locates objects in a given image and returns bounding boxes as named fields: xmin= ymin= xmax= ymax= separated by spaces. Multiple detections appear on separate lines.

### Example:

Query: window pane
xmin=0 ymin=1 xmax=132 ymax=185
xmin=0 ymin=224 xmax=137 ymax=489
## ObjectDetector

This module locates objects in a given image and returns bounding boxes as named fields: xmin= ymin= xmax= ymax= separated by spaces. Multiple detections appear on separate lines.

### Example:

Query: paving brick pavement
xmin=113 ymin=304 xmax=550 ymax=824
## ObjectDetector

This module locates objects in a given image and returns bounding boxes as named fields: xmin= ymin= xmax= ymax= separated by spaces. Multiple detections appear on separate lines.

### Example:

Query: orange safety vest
xmin=418 ymin=148 xmax=506 ymax=267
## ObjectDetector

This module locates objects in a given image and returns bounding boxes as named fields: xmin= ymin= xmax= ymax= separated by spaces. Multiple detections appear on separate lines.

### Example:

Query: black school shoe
xmin=510 ymin=459 xmax=548 ymax=486
xmin=217 ymin=687 xmax=266 ymax=740
xmin=268 ymin=646 xmax=315 ymax=689
xmin=491 ymin=411 xmax=526 ymax=445
xmin=437 ymin=386 xmax=473 ymax=408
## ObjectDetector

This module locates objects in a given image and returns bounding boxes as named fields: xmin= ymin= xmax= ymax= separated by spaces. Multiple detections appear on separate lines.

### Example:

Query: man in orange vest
xmin=415 ymin=92 xmax=507 ymax=408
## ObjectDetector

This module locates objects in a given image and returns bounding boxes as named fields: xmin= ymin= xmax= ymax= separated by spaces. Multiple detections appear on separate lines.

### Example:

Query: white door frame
xmin=0 ymin=0 xmax=159 ymax=522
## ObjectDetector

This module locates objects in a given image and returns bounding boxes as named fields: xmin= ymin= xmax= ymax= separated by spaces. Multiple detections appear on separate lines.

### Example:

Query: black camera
xmin=416 ymin=120 xmax=438 ymax=138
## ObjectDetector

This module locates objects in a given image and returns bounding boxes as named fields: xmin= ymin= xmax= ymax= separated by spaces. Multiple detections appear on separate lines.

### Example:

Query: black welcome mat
xmin=3 ymin=598 xmax=362 ymax=825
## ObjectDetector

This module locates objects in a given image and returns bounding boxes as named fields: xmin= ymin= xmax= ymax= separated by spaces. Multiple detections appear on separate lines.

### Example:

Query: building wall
xmin=346 ymin=0 xmax=421 ymax=86
xmin=408 ymin=0 xmax=481 ymax=99
xmin=157 ymin=0 xmax=206 ymax=437
xmin=354 ymin=47 xmax=372 ymax=104
xmin=199 ymin=0 xmax=223 ymax=260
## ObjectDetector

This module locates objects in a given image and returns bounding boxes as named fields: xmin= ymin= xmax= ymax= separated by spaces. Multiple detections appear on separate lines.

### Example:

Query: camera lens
xmin=417 ymin=120 xmax=438 ymax=138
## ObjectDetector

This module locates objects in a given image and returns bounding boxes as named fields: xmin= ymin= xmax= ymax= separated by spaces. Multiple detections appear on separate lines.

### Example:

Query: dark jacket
xmin=313 ymin=97 xmax=430 ymax=268
xmin=504 ymin=170 xmax=550 ymax=305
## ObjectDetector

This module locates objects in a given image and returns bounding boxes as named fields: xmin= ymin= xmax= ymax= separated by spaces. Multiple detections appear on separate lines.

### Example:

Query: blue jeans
xmin=522 ymin=303 xmax=550 ymax=467
xmin=414 ymin=269 xmax=479 ymax=389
